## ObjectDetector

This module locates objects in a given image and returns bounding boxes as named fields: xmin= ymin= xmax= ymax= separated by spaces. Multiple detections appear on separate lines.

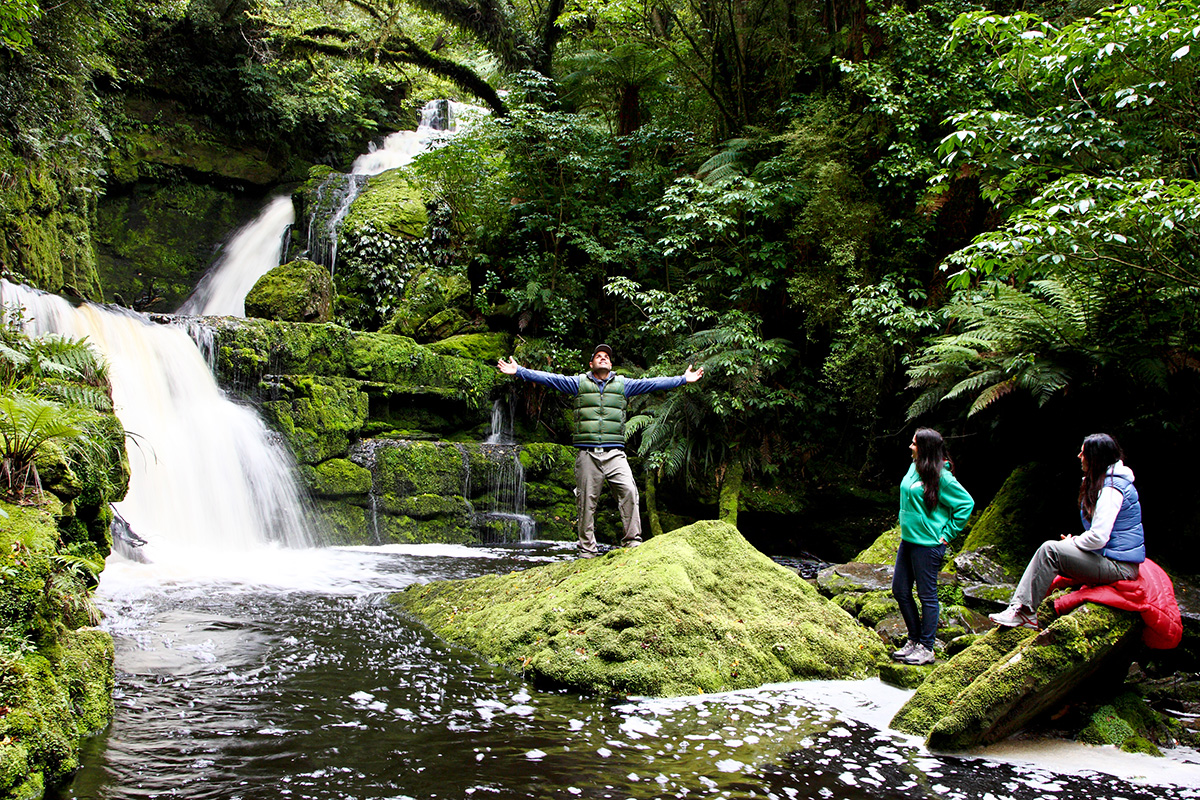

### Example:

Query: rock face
xmin=394 ymin=520 xmax=884 ymax=697
xmin=890 ymin=602 xmax=1143 ymax=749
xmin=245 ymin=259 xmax=333 ymax=323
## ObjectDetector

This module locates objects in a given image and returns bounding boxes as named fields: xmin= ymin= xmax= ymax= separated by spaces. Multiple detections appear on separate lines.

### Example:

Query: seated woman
xmin=990 ymin=433 xmax=1144 ymax=629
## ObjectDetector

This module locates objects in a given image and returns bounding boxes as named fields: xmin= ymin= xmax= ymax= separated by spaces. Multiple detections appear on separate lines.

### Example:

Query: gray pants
xmin=575 ymin=448 xmax=641 ymax=555
xmin=1011 ymin=538 xmax=1140 ymax=610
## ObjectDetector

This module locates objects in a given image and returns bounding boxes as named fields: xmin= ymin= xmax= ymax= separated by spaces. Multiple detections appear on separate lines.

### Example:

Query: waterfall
xmin=1 ymin=280 xmax=315 ymax=555
xmin=477 ymin=399 xmax=536 ymax=543
xmin=350 ymin=99 xmax=482 ymax=177
xmin=176 ymin=195 xmax=295 ymax=317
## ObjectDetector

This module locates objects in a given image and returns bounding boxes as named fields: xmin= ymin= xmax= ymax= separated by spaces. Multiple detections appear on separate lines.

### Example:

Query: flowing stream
xmin=49 ymin=543 xmax=1200 ymax=800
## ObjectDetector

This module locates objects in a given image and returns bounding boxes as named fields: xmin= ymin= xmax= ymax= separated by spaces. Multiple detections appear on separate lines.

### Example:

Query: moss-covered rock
xmin=1077 ymin=695 xmax=1166 ymax=755
xmin=245 ymin=259 xmax=333 ymax=323
xmin=343 ymin=170 xmax=428 ymax=240
xmin=260 ymin=376 xmax=370 ymax=464
xmin=208 ymin=317 xmax=501 ymax=414
xmin=852 ymin=525 xmax=902 ymax=565
xmin=960 ymin=463 xmax=1066 ymax=578
xmin=1 ymin=501 xmax=118 ymax=797
xmin=301 ymin=458 xmax=373 ymax=498
xmin=891 ymin=603 xmax=1143 ymax=749
xmin=385 ymin=267 xmax=485 ymax=342
xmin=428 ymin=332 xmax=513 ymax=364
xmin=394 ymin=520 xmax=883 ymax=697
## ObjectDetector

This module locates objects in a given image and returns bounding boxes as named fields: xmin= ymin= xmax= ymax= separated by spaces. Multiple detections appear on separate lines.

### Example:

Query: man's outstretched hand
xmin=497 ymin=357 xmax=520 ymax=375
xmin=684 ymin=364 xmax=704 ymax=383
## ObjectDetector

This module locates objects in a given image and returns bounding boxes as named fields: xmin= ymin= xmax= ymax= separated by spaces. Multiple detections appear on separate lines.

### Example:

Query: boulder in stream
xmin=393 ymin=520 xmax=884 ymax=696
xmin=890 ymin=601 xmax=1142 ymax=749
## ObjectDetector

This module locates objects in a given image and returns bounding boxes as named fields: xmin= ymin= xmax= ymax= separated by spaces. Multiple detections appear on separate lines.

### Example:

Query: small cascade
xmin=475 ymin=398 xmax=537 ymax=544
xmin=176 ymin=195 xmax=295 ymax=317
xmin=305 ymin=173 xmax=368 ymax=272
xmin=1 ymin=280 xmax=315 ymax=556
xmin=299 ymin=99 xmax=486 ymax=278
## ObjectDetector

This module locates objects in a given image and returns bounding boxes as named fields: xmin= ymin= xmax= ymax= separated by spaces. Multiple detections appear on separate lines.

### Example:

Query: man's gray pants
xmin=1011 ymin=538 xmax=1140 ymax=610
xmin=575 ymin=448 xmax=641 ymax=555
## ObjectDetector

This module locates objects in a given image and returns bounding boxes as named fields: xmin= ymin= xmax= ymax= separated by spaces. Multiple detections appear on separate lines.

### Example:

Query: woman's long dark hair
xmin=1079 ymin=433 xmax=1124 ymax=521
xmin=913 ymin=428 xmax=953 ymax=512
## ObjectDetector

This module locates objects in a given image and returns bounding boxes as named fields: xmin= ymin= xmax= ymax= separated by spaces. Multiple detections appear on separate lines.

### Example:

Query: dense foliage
xmin=3 ymin=0 xmax=1199 ymax=563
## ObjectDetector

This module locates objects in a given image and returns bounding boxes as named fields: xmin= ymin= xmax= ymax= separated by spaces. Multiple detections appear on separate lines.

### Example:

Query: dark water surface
xmin=55 ymin=543 xmax=1200 ymax=800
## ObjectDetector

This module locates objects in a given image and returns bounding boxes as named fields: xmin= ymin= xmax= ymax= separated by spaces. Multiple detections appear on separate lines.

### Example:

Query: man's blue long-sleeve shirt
xmin=514 ymin=367 xmax=686 ymax=397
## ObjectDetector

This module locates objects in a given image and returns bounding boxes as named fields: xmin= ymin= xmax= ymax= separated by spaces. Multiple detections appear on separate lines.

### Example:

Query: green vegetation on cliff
xmin=394 ymin=520 xmax=883 ymax=696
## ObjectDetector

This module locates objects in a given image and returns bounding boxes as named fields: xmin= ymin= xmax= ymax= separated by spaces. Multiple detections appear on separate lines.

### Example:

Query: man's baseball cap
xmin=591 ymin=343 xmax=613 ymax=359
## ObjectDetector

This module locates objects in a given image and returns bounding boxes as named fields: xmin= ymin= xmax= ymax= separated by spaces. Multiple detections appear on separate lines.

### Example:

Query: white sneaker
xmin=989 ymin=603 xmax=1038 ymax=629
xmin=890 ymin=640 xmax=917 ymax=662
xmin=901 ymin=644 xmax=935 ymax=665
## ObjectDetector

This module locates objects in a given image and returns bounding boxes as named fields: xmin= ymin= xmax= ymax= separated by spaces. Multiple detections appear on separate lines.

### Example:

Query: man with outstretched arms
xmin=497 ymin=344 xmax=703 ymax=558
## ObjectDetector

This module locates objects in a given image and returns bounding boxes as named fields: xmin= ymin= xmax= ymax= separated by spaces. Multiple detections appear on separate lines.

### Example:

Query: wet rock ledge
xmin=393 ymin=520 xmax=884 ymax=697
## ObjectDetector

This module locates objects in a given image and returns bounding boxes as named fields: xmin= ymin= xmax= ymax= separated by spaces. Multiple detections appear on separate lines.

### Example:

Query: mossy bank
xmin=393 ymin=520 xmax=883 ymax=697
xmin=0 ymin=458 xmax=128 ymax=796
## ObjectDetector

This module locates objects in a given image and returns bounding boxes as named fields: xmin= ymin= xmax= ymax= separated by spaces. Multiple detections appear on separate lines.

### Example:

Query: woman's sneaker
xmin=901 ymin=644 xmax=935 ymax=665
xmin=989 ymin=603 xmax=1038 ymax=629
xmin=890 ymin=640 xmax=917 ymax=662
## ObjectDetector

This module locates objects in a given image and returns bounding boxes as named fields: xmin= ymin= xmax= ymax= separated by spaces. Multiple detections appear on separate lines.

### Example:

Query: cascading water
xmin=476 ymin=398 xmax=537 ymax=543
xmin=303 ymin=99 xmax=486 ymax=274
xmin=1 ymin=280 xmax=314 ymax=559
xmin=176 ymin=195 xmax=295 ymax=317
xmin=174 ymin=99 xmax=484 ymax=320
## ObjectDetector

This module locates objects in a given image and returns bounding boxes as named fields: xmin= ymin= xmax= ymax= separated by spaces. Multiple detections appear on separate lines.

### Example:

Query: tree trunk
xmin=645 ymin=467 xmax=664 ymax=538
xmin=718 ymin=460 xmax=743 ymax=528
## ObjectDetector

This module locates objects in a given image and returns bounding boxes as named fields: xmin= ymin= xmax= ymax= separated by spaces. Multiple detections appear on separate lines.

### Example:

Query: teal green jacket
xmin=898 ymin=462 xmax=974 ymax=547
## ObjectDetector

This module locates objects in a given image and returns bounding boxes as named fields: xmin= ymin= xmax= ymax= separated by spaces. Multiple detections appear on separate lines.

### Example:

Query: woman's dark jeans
xmin=892 ymin=539 xmax=947 ymax=648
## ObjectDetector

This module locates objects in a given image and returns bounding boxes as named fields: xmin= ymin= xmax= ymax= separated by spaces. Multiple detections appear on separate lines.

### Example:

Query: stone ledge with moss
xmin=891 ymin=602 xmax=1143 ymax=749
xmin=393 ymin=520 xmax=883 ymax=697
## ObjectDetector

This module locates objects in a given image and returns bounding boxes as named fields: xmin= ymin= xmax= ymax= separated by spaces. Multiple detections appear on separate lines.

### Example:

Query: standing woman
xmin=892 ymin=428 xmax=975 ymax=665
xmin=990 ymin=433 xmax=1143 ymax=629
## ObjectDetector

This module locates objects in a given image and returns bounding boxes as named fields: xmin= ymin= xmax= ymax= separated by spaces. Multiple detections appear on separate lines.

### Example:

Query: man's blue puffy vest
xmin=573 ymin=373 xmax=627 ymax=446
xmin=1080 ymin=474 xmax=1146 ymax=563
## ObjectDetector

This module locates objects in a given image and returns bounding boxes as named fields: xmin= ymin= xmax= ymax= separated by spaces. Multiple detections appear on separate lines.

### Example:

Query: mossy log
xmin=394 ymin=520 xmax=883 ymax=697
xmin=891 ymin=603 xmax=1142 ymax=749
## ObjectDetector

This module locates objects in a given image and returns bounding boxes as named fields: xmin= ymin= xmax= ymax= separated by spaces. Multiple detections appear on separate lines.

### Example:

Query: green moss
xmin=961 ymin=463 xmax=1062 ymax=577
xmin=343 ymin=170 xmax=428 ymax=240
xmin=94 ymin=182 xmax=264 ymax=310
xmin=310 ymin=498 xmax=370 ymax=546
xmin=385 ymin=268 xmax=483 ymax=342
xmin=858 ymin=592 xmax=900 ymax=628
xmin=261 ymin=377 xmax=370 ymax=464
xmin=301 ymin=458 xmax=373 ymax=498
xmin=879 ymin=660 xmax=934 ymax=690
xmin=851 ymin=525 xmax=902 ymax=565
xmin=375 ymin=441 xmax=466 ymax=498
xmin=245 ymin=260 xmax=333 ymax=323
xmin=394 ymin=520 xmax=883 ymax=697
xmin=428 ymin=333 xmax=513 ymax=364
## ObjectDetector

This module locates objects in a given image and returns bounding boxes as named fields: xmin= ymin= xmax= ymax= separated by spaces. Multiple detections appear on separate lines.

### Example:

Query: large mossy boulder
xmin=385 ymin=267 xmax=486 ymax=342
xmin=959 ymin=462 xmax=1067 ymax=578
xmin=260 ymin=376 xmax=370 ymax=464
xmin=394 ymin=520 xmax=884 ymax=697
xmin=891 ymin=602 xmax=1143 ymax=749
xmin=245 ymin=259 xmax=333 ymax=323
